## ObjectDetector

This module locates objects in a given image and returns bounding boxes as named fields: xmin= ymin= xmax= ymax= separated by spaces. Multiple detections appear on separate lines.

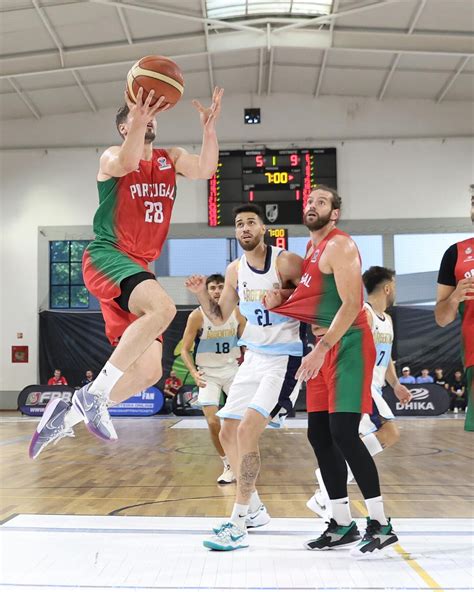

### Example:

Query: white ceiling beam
xmin=200 ymin=0 xmax=214 ymax=96
xmin=313 ymin=0 xmax=339 ymax=99
xmin=275 ymin=0 xmax=413 ymax=34
xmin=71 ymin=70 xmax=97 ymax=112
xmin=377 ymin=0 xmax=427 ymax=100
xmin=257 ymin=47 xmax=264 ymax=96
xmin=267 ymin=47 xmax=274 ymax=95
xmin=31 ymin=0 xmax=65 ymax=67
xmin=436 ymin=56 xmax=471 ymax=103
xmin=88 ymin=0 xmax=265 ymax=34
xmin=116 ymin=6 xmax=133 ymax=44
xmin=7 ymin=77 xmax=41 ymax=119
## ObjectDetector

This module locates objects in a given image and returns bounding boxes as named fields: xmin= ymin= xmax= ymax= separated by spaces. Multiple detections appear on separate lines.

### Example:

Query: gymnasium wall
xmin=1 ymin=93 xmax=473 ymax=402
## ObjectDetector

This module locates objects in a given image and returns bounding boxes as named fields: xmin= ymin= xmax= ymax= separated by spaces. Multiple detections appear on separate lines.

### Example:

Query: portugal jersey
xmin=272 ymin=228 xmax=367 ymax=330
xmin=93 ymin=148 xmax=176 ymax=261
xmin=438 ymin=237 xmax=474 ymax=367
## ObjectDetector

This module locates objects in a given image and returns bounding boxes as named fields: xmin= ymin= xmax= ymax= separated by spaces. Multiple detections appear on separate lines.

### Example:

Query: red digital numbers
xmin=276 ymin=237 xmax=287 ymax=249
xmin=255 ymin=155 xmax=265 ymax=167
xmin=290 ymin=153 xmax=299 ymax=166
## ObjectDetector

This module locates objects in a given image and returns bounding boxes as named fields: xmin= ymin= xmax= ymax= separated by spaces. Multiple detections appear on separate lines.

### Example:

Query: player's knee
xmin=237 ymin=419 xmax=259 ymax=447
xmin=219 ymin=422 xmax=235 ymax=447
xmin=206 ymin=414 xmax=220 ymax=433
xmin=331 ymin=422 xmax=357 ymax=455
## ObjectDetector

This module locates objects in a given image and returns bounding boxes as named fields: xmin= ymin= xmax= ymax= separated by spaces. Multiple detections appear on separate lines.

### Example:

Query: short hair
xmin=233 ymin=203 xmax=264 ymax=223
xmin=116 ymin=104 xmax=130 ymax=138
xmin=311 ymin=185 xmax=342 ymax=210
xmin=362 ymin=266 xmax=395 ymax=295
xmin=206 ymin=274 xmax=225 ymax=287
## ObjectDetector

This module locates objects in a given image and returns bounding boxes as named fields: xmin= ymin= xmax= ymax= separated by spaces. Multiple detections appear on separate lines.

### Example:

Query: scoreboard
xmin=208 ymin=148 xmax=337 ymax=226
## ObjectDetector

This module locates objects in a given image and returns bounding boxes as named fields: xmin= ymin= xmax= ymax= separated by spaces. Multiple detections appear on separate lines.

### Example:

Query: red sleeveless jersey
xmin=273 ymin=228 xmax=367 ymax=329
xmin=455 ymin=238 xmax=474 ymax=367
xmin=93 ymin=148 xmax=176 ymax=261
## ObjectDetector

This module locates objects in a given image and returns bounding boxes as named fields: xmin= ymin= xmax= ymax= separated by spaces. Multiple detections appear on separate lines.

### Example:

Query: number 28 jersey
xmin=94 ymin=148 xmax=176 ymax=261
xmin=237 ymin=246 xmax=303 ymax=357
xmin=364 ymin=302 xmax=393 ymax=390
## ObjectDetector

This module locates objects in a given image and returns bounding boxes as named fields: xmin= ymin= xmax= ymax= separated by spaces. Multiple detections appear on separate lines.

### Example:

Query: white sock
xmin=330 ymin=497 xmax=352 ymax=526
xmin=361 ymin=432 xmax=384 ymax=457
xmin=365 ymin=495 xmax=388 ymax=525
xmin=230 ymin=503 xmax=249 ymax=529
xmin=248 ymin=490 xmax=262 ymax=513
xmin=346 ymin=462 xmax=354 ymax=484
xmin=220 ymin=455 xmax=229 ymax=467
xmin=315 ymin=468 xmax=330 ymax=501
xmin=64 ymin=405 xmax=84 ymax=429
xmin=88 ymin=362 xmax=124 ymax=399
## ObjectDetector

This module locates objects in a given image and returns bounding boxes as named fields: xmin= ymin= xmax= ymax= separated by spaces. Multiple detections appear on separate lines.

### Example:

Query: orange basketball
xmin=126 ymin=55 xmax=184 ymax=109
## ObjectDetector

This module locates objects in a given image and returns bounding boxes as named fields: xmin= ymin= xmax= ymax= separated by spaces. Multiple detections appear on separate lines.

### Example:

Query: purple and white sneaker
xmin=72 ymin=385 xmax=117 ymax=441
xmin=29 ymin=398 xmax=74 ymax=460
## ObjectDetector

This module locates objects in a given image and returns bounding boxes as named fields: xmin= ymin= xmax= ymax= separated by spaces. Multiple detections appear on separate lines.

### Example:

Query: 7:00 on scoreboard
xmin=208 ymin=148 xmax=337 ymax=226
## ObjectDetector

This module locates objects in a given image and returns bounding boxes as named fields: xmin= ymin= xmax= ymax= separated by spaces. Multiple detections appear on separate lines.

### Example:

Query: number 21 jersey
xmin=94 ymin=148 xmax=176 ymax=261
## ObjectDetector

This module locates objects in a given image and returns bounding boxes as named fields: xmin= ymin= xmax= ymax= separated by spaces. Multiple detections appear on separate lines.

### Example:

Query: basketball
xmin=126 ymin=55 xmax=184 ymax=109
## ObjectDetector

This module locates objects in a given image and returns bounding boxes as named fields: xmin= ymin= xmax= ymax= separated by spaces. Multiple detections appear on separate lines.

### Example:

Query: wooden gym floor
xmin=0 ymin=413 xmax=472 ymax=522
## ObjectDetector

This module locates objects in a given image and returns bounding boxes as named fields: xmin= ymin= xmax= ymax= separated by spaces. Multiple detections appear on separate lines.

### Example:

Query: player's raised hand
xmin=192 ymin=86 xmax=224 ymax=131
xmin=185 ymin=275 xmax=207 ymax=294
xmin=124 ymin=88 xmax=170 ymax=123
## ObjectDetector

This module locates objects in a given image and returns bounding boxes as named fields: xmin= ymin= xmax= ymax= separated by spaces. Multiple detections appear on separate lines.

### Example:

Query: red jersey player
xmin=436 ymin=190 xmax=474 ymax=432
xmin=30 ymin=86 xmax=224 ymax=459
xmin=266 ymin=186 xmax=398 ymax=557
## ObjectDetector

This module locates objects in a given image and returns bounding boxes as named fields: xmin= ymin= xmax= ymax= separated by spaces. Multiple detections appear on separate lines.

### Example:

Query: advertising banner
xmin=382 ymin=384 xmax=449 ymax=416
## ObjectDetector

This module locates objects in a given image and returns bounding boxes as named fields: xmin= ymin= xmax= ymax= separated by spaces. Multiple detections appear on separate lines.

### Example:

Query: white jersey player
xmin=181 ymin=274 xmax=246 ymax=484
xmin=307 ymin=266 xmax=412 ymax=520
xmin=186 ymin=203 xmax=303 ymax=551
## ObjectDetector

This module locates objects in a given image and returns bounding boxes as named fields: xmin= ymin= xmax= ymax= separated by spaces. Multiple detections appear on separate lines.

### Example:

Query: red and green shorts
xmin=306 ymin=325 xmax=375 ymax=414
xmin=83 ymin=240 xmax=155 ymax=347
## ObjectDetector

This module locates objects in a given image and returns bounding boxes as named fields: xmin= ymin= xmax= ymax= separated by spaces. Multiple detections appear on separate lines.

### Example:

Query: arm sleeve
xmin=437 ymin=243 xmax=457 ymax=286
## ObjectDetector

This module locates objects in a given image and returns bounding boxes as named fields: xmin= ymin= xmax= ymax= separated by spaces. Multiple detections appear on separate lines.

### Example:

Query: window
xmin=50 ymin=241 xmax=90 ymax=309
xmin=288 ymin=235 xmax=383 ymax=271
xmin=168 ymin=238 xmax=229 ymax=276
xmin=206 ymin=0 xmax=333 ymax=19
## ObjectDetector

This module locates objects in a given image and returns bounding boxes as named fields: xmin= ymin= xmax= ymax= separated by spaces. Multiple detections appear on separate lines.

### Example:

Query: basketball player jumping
xmin=181 ymin=273 xmax=246 ymax=484
xmin=186 ymin=204 xmax=303 ymax=551
xmin=435 ymin=191 xmax=474 ymax=432
xmin=307 ymin=266 xmax=412 ymax=520
xmin=267 ymin=186 xmax=399 ymax=556
xmin=30 ymin=86 xmax=224 ymax=459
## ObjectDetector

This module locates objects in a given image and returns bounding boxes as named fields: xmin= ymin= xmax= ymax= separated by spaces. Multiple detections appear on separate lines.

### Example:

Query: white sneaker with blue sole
xmin=204 ymin=522 xmax=249 ymax=551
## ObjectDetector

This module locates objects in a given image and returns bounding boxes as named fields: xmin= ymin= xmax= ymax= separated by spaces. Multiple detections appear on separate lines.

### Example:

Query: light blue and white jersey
xmin=195 ymin=308 xmax=240 ymax=369
xmin=364 ymin=302 xmax=394 ymax=390
xmin=237 ymin=246 xmax=303 ymax=357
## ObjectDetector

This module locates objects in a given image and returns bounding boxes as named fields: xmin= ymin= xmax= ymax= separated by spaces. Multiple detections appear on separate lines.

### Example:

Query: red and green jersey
xmin=272 ymin=228 xmax=367 ymax=329
xmin=438 ymin=237 xmax=474 ymax=368
xmin=93 ymin=148 xmax=176 ymax=262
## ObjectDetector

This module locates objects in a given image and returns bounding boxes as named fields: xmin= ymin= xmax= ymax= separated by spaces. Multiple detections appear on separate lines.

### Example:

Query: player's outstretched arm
xmin=264 ymin=251 xmax=302 ymax=309
xmin=185 ymin=261 xmax=238 ymax=325
xmin=99 ymin=89 xmax=169 ymax=180
xmin=169 ymin=87 xmax=224 ymax=180
xmin=181 ymin=309 xmax=207 ymax=388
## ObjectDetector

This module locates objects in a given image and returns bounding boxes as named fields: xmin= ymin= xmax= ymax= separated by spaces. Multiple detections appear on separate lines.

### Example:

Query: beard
xmin=238 ymin=235 xmax=261 ymax=251
xmin=145 ymin=129 xmax=156 ymax=143
xmin=303 ymin=209 xmax=332 ymax=231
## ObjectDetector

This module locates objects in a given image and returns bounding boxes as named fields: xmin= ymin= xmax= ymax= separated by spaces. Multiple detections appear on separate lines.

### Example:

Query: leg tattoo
xmin=238 ymin=452 xmax=260 ymax=500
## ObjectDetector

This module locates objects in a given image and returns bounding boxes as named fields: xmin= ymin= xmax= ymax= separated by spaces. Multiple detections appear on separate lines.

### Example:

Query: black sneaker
xmin=304 ymin=519 xmax=361 ymax=550
xmin=351 ymin=518 xmax=398 ymax=557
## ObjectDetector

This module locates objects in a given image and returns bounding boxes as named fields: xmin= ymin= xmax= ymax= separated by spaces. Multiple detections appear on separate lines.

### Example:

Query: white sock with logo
xmin=230 ymin=503 xmax=249 ymax=529
xmin=220 ymin=455 xmax=229 ymax=468
xmin=361 ymin=432 xmax=384 ymax=457
xmin=365 ymin=495 xmax=388 ymax=525
xmin=330 ymin=497 xmax=352 ymax=526
xmin=88 ymin=362 xmax=124 ymax=399
xmin=64 ymin=405 xmax=84 ymax=429
xmin=249 ymin=490 xmax=262 ymax=513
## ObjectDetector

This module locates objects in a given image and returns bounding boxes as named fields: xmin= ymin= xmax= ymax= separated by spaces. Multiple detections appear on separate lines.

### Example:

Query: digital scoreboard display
xmin=208 ymin=148 xmax=337 ymax=226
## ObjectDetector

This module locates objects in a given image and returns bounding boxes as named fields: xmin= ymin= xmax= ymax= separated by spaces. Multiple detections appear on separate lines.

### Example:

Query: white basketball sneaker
xmin=204 ymin=522 xmax=249 ymax=551
xmin=245 ymin=504 xmax=271 ymax=529
xmin=306 ymin=489 xmax=331 ymax=520
xmin=217 ymin=464 xmax=235 ymax=484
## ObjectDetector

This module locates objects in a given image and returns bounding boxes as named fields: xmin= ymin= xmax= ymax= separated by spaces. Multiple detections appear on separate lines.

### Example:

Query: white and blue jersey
xmin=195 ymin=308 xmax=240 ymax=369
xmin=237 ymin=246 xmax=303 ymax=357
xmin=365 ymin=302 xmax=393 ymax=391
